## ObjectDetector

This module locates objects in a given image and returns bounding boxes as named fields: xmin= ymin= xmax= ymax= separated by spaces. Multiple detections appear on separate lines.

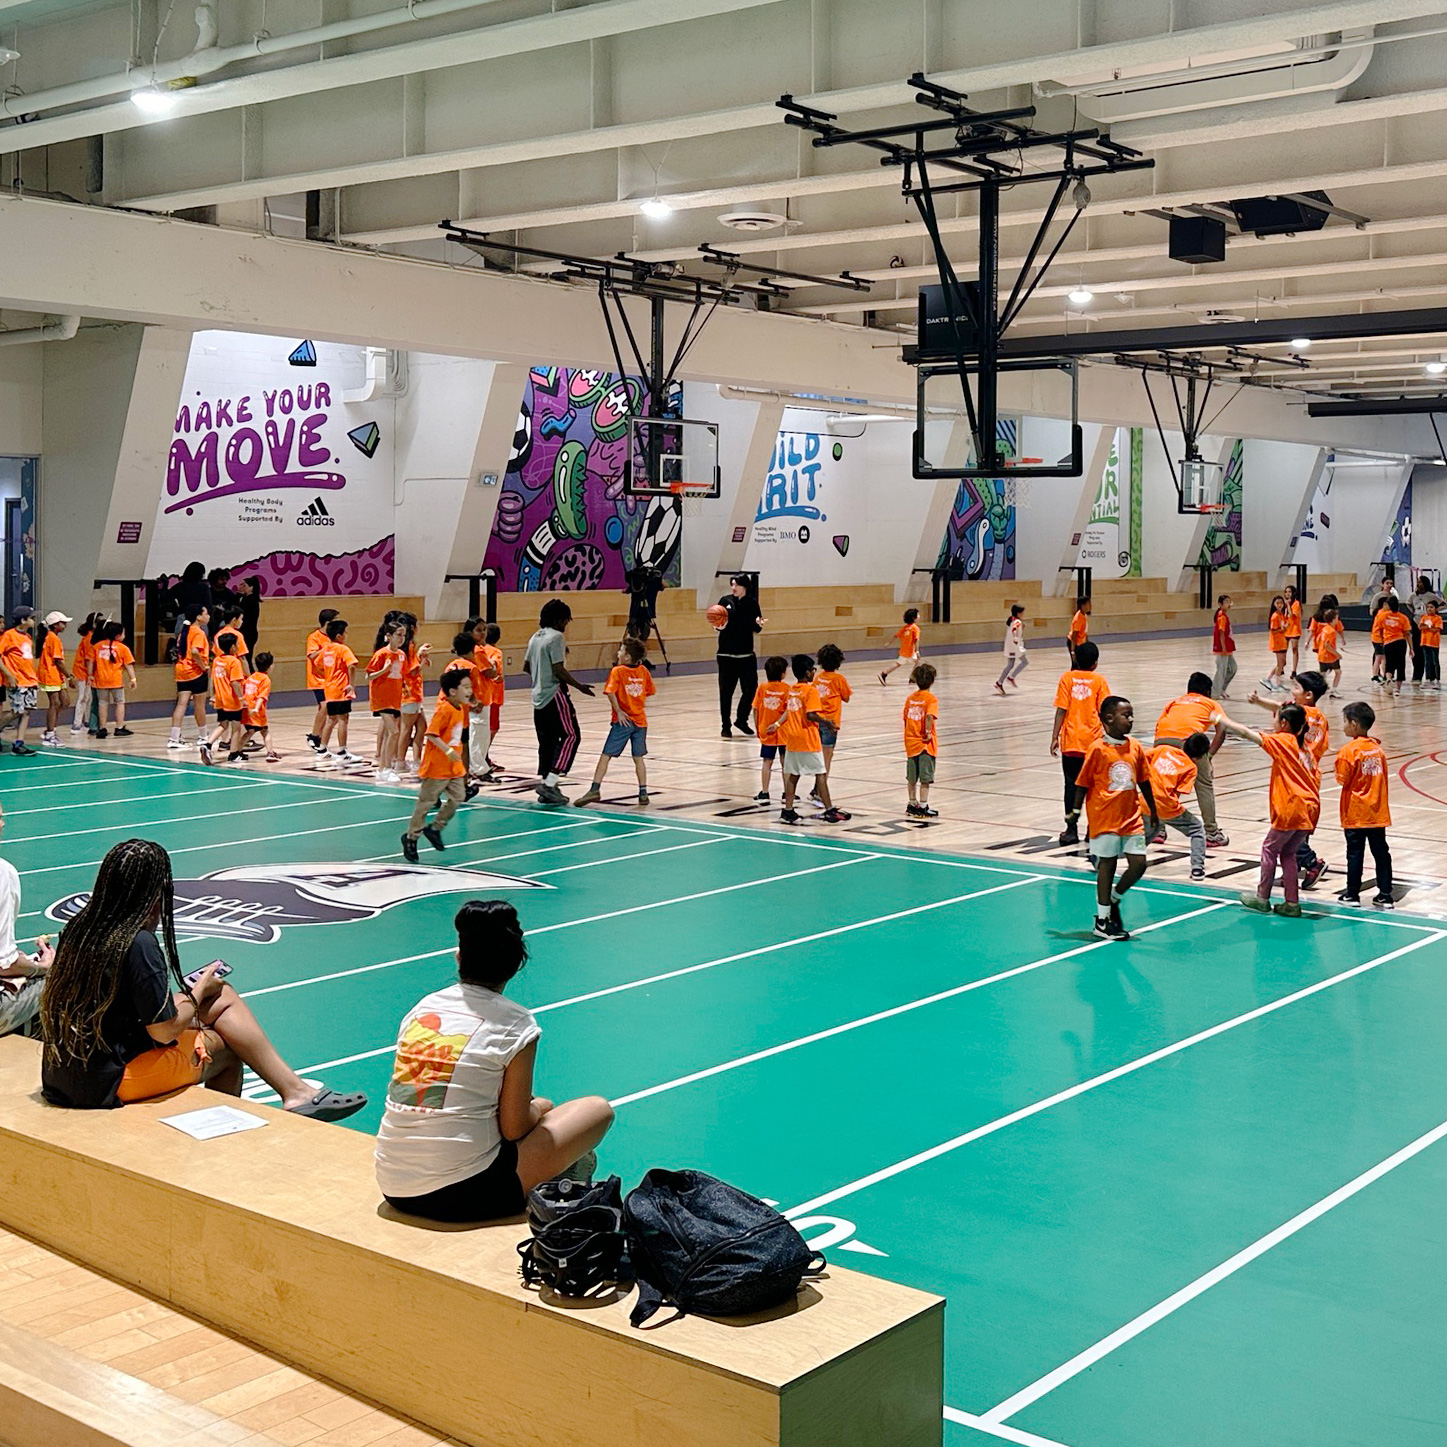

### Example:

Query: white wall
xmin=0 ymin=348 xmax=42 ymax=456
xmin=1242 ymin=439 xmax=1321 ymax=574
xmin=1409 ymin=464 xmax=1447 ymax=579
xmin=1293 ymin=460 xmax=1411 ymax=578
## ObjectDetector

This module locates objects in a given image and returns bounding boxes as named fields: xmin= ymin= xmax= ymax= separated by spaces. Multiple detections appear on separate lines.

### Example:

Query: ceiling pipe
xmin=0 ymin=314 xmax=80 ymax=347
xmin=0 ymin=0 xmax=510 ymax=121
xmin=0 ymin=0 xmax=785 ymax=157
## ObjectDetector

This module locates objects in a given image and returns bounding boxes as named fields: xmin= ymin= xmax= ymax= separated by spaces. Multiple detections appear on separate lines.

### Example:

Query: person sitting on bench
xmin=38 ymin=838 xmax=366 ymax=1120
xmin=377 ymin=899 xmax=614 ymax=1223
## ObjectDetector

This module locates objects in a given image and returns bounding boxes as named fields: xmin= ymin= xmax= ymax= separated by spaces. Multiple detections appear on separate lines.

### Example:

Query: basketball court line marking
xmin=241 ymin=855 xmax=875 ymax=999
xmin=784 ymin=929 xmax=1447 ymax=1220
xmin=244 ymin=876 xmax=1051 ymax=1091
xmin=944 ymin=1409 xmax=1073 ymax=1447
xmin=4 ymin=780 xmax=277 ymax=815
xmin=529 ymin=836 xmax=730 ymax=876
xmin=980 ymin=1110 xmax=1447 ymax=1429
xmin=10 ymin=792 xmax=362 ymax=844
xmin=609 ymin=900 xmax=1226 ymax=1109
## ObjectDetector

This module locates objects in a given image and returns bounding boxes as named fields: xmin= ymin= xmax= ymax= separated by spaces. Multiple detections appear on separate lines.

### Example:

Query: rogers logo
xmin=298 ymin=497 xmax=336 ymax=526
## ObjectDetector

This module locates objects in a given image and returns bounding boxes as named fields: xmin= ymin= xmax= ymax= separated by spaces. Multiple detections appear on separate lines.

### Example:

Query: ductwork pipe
xmin=0 ymin=0 xmax=509 ymax=121
xmin=0 ymin=314 xmax=80 ymax=347
xmin=342 ymin=347 xmax=390 ymax=404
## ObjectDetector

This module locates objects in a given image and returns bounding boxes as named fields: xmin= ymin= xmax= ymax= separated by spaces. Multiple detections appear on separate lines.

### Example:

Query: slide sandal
xmin=287 ymin=1088 xmax=368 ymax=1123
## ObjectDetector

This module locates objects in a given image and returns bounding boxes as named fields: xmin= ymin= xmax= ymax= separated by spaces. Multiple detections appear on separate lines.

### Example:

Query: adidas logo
xmin=297 ymin=496 xmax=336 ymax=526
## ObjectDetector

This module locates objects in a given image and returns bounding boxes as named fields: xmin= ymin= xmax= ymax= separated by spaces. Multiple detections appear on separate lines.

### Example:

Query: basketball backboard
xmin=624 ymin=416 xmax=722 ymax=498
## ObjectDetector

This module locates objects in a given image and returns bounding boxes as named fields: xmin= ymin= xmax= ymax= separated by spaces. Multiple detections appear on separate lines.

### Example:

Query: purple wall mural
xmin=221 ymin=538 xmax=396 ymax=596
xmin=481 ymin=366 xmax=683 ymax=591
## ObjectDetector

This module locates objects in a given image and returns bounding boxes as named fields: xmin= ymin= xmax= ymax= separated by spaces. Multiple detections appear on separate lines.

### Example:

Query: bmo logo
xmin=298 ymin=497 xmax=336 ymax=526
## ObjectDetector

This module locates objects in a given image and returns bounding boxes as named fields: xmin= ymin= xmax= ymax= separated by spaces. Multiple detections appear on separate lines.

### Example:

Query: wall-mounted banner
xmin=146 ymin=333 xmax=396 ymax=595
xmin=1079 ymin=429 xmax=1132 ymax=579
xmin=1199 ymin=437 xmax=1243 ymax=572
xmin=1383 ymin=479 xmax=1413 ymax=565
xmin=481 ymin=366 xmax=683 ymax=591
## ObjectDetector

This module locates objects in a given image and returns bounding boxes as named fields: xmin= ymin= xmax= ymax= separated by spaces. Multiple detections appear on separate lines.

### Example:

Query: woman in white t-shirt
xmin=376 ymin=900 xmax=614 ymax=1222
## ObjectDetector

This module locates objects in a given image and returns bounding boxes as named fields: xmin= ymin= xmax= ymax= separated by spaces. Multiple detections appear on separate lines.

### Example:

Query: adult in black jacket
xmin=714 ymin=575 xmax=767 ymax=737
xmin=171 ymin=562 xmax=210 ymax=627
xmin=235 ymin=576 xmax=262 ymax=655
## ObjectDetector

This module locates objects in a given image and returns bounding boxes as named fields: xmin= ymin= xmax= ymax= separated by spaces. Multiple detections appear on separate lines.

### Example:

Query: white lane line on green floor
xmin=609 ymin=896 xmax=1219 ymax=1109
xmin=982 ymin=1105 xmax=1447 ymax=1429
xmin=944 ymin=1409 xmax=1073 ymax=1447
xmin=785 ymin=928 xmax=1446 ymax=1221
xmin=242 ymin=855 xmax=874 ymax=999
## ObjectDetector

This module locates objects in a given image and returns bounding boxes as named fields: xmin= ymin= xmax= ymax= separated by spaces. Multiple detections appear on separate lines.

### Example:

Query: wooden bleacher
xmin=0 ymin=1036 xmax=944 ymax=1447
xmin=114 ymin=571 xmax=1359 ymax=701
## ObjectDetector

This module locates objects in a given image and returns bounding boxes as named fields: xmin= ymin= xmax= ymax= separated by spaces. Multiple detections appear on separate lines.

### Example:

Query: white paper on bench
xmin=158 ymin=1105 xmax=269 ymax=1141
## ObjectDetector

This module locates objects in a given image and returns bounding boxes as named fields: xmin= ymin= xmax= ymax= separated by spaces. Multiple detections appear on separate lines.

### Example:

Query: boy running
xmin=878 ymin=609 xmax=921 ymax=686
xmin=1334 ymin=702 xmax=1394 ymax=908
xmin=1051 ymin=640 xmax=1110 ymax=846
xmin=1070 ymin=695 xmax=1159 ymax=940
xmin=575 ymin=637 xmax=655 ymax=807
xmin=904 ymin=662 xmax=940 ymax=818
xmin=400 ymin=667 xmax=473 ymax=862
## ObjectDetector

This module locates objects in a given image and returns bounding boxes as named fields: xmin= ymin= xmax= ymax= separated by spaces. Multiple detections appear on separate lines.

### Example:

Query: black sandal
xmin=287 ymin=1087 xmax=368 ymax=1122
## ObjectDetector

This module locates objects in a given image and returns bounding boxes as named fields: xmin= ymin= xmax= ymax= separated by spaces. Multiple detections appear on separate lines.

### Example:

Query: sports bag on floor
xmin=623 ymin=1168 xmax=825 ymax=1327
xmin=517 ymin=1174 xmax=632 ymax=1299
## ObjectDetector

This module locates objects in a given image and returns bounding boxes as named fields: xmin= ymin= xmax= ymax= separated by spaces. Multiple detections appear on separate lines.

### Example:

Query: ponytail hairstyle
xmin=1277 ymin=702 xmax=1309 ymax=746
xmin=40 ymin=840 xmax=184 ymax=1067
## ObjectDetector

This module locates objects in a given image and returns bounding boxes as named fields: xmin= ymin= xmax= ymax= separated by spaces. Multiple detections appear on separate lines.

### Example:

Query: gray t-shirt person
xmin=524 ymin=627 xmax=567 ymax=709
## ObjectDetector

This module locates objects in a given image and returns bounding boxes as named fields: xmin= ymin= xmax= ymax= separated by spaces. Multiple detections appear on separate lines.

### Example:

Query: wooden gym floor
xmin=7 ymin=626 xmax=1447 ymax=1446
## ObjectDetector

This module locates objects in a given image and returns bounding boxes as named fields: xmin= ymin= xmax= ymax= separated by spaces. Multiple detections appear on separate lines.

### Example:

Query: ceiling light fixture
xmin=130 ymin=86 xmax=179 ymax=116
xmin=1426 ymin=360 xmax=1447 ymax=375
xmin=1290 ymin=337 xmax=1313 ymax=350
xmin=1068 ymin=287 xmax=1094 ymax=306
xmin=639 ymin=197 xmax=673 ymax=221
xmin=0 ymin=47 xmax=19 ymax=66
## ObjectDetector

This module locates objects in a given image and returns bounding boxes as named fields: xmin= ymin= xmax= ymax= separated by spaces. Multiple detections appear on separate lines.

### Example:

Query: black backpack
xmin=623 ymin=1169 xmax=825 ymax=1327
xmin=517 ymin=1175 xmax=632 ymax=1299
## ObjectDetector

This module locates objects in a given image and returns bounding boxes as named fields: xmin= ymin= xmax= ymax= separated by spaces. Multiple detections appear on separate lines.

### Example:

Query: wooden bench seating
xmin=0 ymin=1037 xmax=944 ymax=1447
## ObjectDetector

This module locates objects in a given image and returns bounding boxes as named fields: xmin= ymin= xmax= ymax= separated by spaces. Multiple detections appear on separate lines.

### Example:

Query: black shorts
xmin=311 ymin=688 xmax=325 ymax=704
xmin=176 ymin=675 xmax=208 ymax=695
xmin=372 ymin=708 xmax=401 ymax=719
xmin=326 ymin=700 xmax=352 ymax=717
xmin=383 ymin=1137 xmax=524 ymax=1223
xmin=216 ymin=708 xmax=243 ymax=723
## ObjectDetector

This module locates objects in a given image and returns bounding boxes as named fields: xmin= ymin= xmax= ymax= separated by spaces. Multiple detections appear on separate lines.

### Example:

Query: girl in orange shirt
xmin=37 ymin=612 xmax=71 ymax=747
xmin=1262 ymin=595 xmax=1288 ymax=693
xmin=367 ymin=620 xmax=408 ymax=783
xmin=1282 ymin=585 xmax=1303 ymax=673
xmin=1310 ymin=604 xmax=1345 ymax=695
xmin=1217 ymin=702 xmax=1319 ymax=918
xmin=91 ymin=622 xmax=137 ymax=738
xmin=70 ymin=614 xmax=99 ymax=736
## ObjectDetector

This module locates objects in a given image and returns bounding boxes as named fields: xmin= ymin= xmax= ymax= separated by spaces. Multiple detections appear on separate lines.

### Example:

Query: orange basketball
xmin=705 ymin=603 xmax=728 ymax=628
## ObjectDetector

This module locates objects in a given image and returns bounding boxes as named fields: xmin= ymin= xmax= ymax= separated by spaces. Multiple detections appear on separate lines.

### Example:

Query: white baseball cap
xmin=42 ymin=611 xmax=72 ymax=627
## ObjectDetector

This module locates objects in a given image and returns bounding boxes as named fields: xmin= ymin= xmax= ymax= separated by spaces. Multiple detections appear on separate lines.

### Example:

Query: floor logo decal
xmin=47 ymin=863 xmax=546 ymax=945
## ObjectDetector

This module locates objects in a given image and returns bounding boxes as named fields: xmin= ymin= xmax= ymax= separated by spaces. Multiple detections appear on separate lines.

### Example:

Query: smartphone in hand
xmin=182 ymin=959 xmax=232 ymax=988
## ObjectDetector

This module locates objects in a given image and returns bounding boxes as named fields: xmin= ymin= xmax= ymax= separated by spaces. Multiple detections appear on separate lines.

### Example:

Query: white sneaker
xmin=166 ymin=737 xmax=187 ymax=750
xmin=40 ymin=734 xmax=59 ymax=747
xmin=337 ymin=750 xmax=364 ymax=764
xmin=376 ymin=768 xmax=400 ymax=783
xmin=69 ymin=723 xmax=84 ymax=734
xmin=315 ymin=753 xmax=339 ymax=770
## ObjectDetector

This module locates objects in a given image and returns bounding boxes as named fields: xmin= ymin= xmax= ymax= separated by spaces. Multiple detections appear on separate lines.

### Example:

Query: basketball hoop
xmin=669 ymin=480 xmax=716 ymax=517
xmin=1179 ymin=457 xmax=1226 ymax=515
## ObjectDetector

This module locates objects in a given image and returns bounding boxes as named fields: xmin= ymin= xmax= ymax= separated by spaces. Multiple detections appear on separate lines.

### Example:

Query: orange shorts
xmin=117 ymin=1029 xmax=206 ymax=1103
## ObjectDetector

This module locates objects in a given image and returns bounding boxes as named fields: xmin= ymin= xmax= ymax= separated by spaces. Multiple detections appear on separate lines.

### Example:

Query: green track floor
xmin=10 ymin=751 xmax=1446 ymax=1447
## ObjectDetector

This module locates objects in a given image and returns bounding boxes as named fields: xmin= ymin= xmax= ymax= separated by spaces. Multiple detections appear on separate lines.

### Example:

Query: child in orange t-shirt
xmin=751 ymin=655 xmax=791 ymax=804
xmin=168 ymin=603 xmax=211 ymax=748
xmin=0 ymin=606 xmax=42 ymax=754
xmin=1067 ymin=596 xmax=1092 ymax=663
xmin=1310 ymin=605 xmax=1345 ymax=695
xmin=241 ymin=651 xmax=278 ymax=762
xmin=367 ymin=620 xmax=408 ymax=783
xmin=1376 ymin=597 xmax=1412 ymax=692
xmin=37 ymin=611 xmax=72 ymax=748
xmin=812 ymin=643 xmax=852 ymax=805
xmin=316 ymin=619 xmax=362 ymax=769
xmin=400 ymin=666 xmax=474 ymax=862
xmin=397 ymin=613 xmax=431 ymax=775
xmin=1069 ymin=695 xmax=1158 ymax=940
xmin=1334 ymin=701 xmax=1393 ymax=908
xmin=878 ymin=609 xmax=921 ymax=686
xmin=575 ymin=637 xmax=656 ymax=807
xmin=201 ymin=632 xmax=248 ymax=766
xmin=1050 ymin=639 xmax=1110 ymax=846
xmin=782 ymin=654 xmax=848 ymax=824
xmin=1282 ymin=585 xmax=1303 ymax=673
xmin=70 ymin=615 xmax=98 ymax=737
xmin=91 ymin=622 xmax=137 ymax=738
xmin=1419 ymin=599 xmax=1442 ymax=689
xmin=903 ymin=662 xmax=940 ymax=819
xmin=1217 ymin=702 xmax=1320 ymax=917
xmin=1146 ymin=733 xmax=1211 ymax=880
xmin=304 ymin=607 xmax=340 ymax=753
xmin=1262 ymin=595 xmax=1289 ymax=693
xmin=472 ymin=622 xmax=506 ymax=780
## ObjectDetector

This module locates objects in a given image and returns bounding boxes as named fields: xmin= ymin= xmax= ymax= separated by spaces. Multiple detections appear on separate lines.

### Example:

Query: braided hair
xmin=40 ymin=840 xmax=183 ymax=1066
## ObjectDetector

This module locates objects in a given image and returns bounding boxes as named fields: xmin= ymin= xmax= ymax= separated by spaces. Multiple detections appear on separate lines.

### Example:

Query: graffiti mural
xmin=936 ymin=418 xmax=1017 ymax=581
xmin=1198 ymin=438 xmax=1243 ymax=571
xmin=1382 ymin=479 xmax=1413 ymax=565
xmin=481 ymin=367 xmax=683 ymax=591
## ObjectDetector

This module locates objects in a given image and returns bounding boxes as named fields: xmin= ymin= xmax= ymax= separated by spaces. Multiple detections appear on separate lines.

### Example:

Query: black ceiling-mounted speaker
xmin=1228 ymin=190 xmax=1332 ymax=237
xmin=1169 ymin=215 xmax=1226 ymax=264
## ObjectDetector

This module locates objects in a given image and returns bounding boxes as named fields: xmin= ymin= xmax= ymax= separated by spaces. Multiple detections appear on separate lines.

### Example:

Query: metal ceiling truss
xmin=778 ymin=72 xmax=1154 ymax=478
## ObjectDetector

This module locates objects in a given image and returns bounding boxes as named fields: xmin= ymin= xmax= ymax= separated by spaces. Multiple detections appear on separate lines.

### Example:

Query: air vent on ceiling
xmin=718 ymin=209 xmax=788 ymax=232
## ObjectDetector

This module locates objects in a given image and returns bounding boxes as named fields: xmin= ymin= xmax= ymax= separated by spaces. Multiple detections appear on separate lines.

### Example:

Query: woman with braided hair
xmin=39 ymin=839 xmax=366 ymax=1119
